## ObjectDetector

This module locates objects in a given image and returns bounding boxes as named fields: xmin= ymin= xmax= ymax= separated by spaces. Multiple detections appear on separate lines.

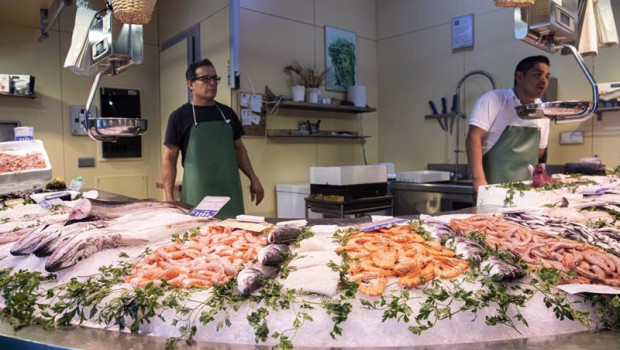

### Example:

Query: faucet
xmin=452 ymin=70 xmax=497 ymax=180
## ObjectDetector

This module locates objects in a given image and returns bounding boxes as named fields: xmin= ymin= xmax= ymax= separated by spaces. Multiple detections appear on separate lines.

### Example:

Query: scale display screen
xmin=559 ymin=12 xmax=570 ymax=26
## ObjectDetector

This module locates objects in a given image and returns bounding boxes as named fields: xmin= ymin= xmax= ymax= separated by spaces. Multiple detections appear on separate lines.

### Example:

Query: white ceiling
xmin=0 ymin=0 xmax=60 ymax=28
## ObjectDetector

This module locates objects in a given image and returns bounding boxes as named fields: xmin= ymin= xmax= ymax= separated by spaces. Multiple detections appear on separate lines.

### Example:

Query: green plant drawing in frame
xmin=325 ymin=26 xmax=356 ymax=92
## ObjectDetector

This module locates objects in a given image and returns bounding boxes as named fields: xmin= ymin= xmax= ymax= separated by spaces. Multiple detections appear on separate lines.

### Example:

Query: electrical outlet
xmin=78 ymin=157 xmax=96 ymax=168
xmin=70 ymin=105 xmax=97 ymax=136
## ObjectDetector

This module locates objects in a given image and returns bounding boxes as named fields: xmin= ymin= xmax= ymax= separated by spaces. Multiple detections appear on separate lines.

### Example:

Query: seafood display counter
xmin=1 ymin=194 xmax=619 ymax=349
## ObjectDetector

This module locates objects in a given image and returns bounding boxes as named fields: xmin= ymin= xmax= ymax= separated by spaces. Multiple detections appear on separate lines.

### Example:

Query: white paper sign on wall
xmin=452 ymin=13 xmax=474 ymax=50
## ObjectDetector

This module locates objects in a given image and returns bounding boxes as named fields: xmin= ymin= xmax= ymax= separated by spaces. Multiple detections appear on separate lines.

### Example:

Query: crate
xmin=0 ymin=140 xmax=52 ymax=195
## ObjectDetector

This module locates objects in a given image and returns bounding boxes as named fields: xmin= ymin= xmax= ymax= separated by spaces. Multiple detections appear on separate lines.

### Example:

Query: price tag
xmin=189 ymin=196 xmax=230 ymax=218
xmin=354 ymin=218 xmax=408 ymax=232
xmin=557 ymin=284 xmax=620 ymax=295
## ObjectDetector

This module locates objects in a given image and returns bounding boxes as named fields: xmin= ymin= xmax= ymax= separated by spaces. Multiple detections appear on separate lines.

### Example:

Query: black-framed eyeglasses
xmin=193 ymin=75 xmax=221 ymax=83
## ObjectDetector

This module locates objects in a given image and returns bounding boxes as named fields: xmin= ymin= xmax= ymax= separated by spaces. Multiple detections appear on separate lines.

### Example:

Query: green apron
xmin=181 ymin=104 xmax=244 ymax=217
xmin=482 ymin=126 xmax=540 ymax=184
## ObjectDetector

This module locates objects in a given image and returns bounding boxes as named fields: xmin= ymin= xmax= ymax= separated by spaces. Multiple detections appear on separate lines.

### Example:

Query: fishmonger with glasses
xmin=162 ymin=58 xmax=264 ymax=216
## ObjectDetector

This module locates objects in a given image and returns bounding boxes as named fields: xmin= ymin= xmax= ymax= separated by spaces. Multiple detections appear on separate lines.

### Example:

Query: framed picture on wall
xmin=325 ymin=26 xmax=357 ymax=92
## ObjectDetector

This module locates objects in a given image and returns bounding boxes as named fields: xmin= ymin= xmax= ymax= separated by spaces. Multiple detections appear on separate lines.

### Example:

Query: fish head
xmin=44 ymin=234 xmax=103 ymax=272
xmin=66 ymin=199 xmax=92 ymax=221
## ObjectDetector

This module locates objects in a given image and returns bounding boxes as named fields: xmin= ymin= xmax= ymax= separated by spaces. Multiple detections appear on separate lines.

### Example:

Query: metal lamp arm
xmin=554 ymin=44 xmax=598 ymax=123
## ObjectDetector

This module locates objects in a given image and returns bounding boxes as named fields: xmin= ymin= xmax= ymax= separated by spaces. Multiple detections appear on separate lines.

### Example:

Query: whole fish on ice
xmin=480 ymin=256 xmax=526 ymax=281
xmin=66 ymin=198 xmax=189 ymax=223
xmin=33 ymin=221 xmax=108 ymax=257
xmin=237 ymin=263 xmax=279 ymax=296
xmin=267 ymin=226 xmax=303 ymax=244
xmin=257 ymin=244 xmax=291 ymax=266
xmin=44 ymin=214 xmax=210 ymax=272
xmin=445 ymin=236 xmax=486 ymax=263
xmin=10 ymin=222 xmax=64 ymax=255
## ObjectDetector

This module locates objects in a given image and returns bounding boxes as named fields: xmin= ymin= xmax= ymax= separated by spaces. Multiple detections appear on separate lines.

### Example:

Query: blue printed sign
xmin=189 ymin=196 xmax=230 ymax=218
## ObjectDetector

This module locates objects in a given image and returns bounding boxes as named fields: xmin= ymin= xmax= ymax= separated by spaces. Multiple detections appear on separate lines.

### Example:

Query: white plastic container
xmin=0 ymin=140 xmax=52 ymax=194
xmin=275 ymin=183 xmax=321 ymax=218
xmin=395 ymin=170 xmax=450 ymax=183
xmin=310 ymin=165 xmax=387 ymax=185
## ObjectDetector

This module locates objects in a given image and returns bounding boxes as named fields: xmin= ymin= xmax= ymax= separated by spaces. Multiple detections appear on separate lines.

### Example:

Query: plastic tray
xmin=0 ymin=140 xmax=52 ymax=194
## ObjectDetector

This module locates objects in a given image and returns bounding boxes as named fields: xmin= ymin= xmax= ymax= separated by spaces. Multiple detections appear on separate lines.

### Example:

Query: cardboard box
xmin=310 ymin=165 xmax=387 ymax=185
xmin=0 ymin=140 xmax=52 ymax=194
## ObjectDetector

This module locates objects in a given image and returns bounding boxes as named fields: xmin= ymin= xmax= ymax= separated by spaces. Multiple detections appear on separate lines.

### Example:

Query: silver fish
xmin=66 ymin=198 xmax=189 ymax=222
xmin=480 ymin=256 xmax=526 ymax=281
xmin=10 ymin=222 xmax=64 ymax=255
xmin=420 ymin=216 xmax=455 ymax=242
xmin=257 ymin=244 xmax=290 ymax=266
xmin=45 ymin=215 xmax=209 ymax=272
xmin=33 ymin=221 xmax=107 ymax=257
xmin=237 ymin=264 xmax=279 ymax=296
xmin=267 ymin=226 xmax=302 ymax=244
xmin=445 ymin=236 xmax=486 ymax=263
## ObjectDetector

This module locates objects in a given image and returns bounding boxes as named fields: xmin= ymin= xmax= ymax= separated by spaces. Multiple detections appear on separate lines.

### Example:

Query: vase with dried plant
xmin=284 ymin=61 xmax=328 ymax=103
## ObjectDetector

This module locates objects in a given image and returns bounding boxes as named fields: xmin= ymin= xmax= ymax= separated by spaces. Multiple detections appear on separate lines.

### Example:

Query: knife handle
xmin=441 ymin=97 xmax=447 ymax=114
xmin=428 ymin=100 xmax=438 ymax=114
xmin=451 ymin=94 xmax=457 ymax=113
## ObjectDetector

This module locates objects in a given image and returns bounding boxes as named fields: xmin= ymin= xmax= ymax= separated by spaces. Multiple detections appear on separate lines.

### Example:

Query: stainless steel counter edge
xmin=1 ymin=317 xmax=619 ymax=350
xmin=389 ymin=180 xmax=474 ymax=195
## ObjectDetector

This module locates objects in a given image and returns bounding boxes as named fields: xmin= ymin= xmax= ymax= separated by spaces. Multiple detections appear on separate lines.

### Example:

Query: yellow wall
xmin=2 ymin=0 xmax=619 ymax=218
xmin=0 ymin=0 xmax=161 ymax=198
xmin=376 ymin=1 xmax=620 ymax=172
xmin=157 ymin=0 xmax=379 ymax=217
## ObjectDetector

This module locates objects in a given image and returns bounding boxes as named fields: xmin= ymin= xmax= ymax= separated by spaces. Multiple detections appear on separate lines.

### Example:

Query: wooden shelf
xmin=267 ymin=129 xmax=370 ymax=139
xmin=0 ymin=92 xmax=36 ymax=99
xmin=278 ymin=101 xmax=376 ymax=114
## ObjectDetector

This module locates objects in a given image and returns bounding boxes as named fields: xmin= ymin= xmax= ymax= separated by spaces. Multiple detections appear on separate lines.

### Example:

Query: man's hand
xmin=250 ymin=179 xmax=264 ymax=205
xmin=472 ymin=178 xmax=487 ymax=196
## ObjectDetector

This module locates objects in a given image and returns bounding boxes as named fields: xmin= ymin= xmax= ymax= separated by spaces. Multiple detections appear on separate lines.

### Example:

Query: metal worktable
xmin=305 ymin=195 xmax=394 ymax=218
xmin=390 ymin=180 xmax=474 ymax=216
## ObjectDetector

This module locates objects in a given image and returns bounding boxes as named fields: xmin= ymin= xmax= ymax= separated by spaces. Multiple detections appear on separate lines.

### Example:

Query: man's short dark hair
xmin=514 ymin=55 xmax=549 ymax=86
xmin=186 ymin=59 xmax=215 ymax=81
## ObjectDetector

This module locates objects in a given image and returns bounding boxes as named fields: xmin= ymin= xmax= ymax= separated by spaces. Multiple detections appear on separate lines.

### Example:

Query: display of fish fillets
xmin=44 ymin=212 xmax=212 ymax=272
xmin=502 ymin=210 xmax=620 ymax=256
xmin=296 ymin=235 xmax=340 ymax=252
xmin=287 ymin=250 xmax=342 ymax=270
xmin=279 ymin=265 xmax=340 ymax=297
xmin=450 ymin=214 xmax=620 ymax=287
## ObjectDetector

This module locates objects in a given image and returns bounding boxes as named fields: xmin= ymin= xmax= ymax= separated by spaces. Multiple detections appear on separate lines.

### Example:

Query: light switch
xmin=78 ymin=157 xmax=95 ymax=168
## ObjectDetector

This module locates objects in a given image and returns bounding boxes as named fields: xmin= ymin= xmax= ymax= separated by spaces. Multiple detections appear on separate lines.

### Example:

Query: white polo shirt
xmin=469 ymin=88 xmax=550 ymax=154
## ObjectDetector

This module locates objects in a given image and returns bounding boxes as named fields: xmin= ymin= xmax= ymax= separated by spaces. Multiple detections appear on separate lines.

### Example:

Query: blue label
xmin=189 ymin=209 xmax=218 ymax=218
xmin=15 ymin=136 xmax=34 ymax=141
xmin=355 ymin=218 xmax=409 ymax=232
